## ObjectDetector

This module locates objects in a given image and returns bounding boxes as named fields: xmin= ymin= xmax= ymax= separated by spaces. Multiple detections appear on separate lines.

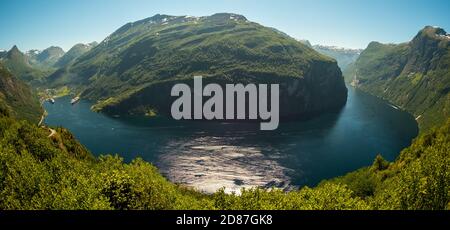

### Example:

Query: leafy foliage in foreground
xmin=0 ymin=113 xmax=448 ymax=210
xmin=328 ymin=120 xmax=449 ymax=210
xmin=0 ymin=115 xmax=209 ymax=210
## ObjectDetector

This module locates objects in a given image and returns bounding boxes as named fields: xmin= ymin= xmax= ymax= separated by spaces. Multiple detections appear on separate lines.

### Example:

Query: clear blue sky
xmin=1 ymin=0 xmax=449 ymax=51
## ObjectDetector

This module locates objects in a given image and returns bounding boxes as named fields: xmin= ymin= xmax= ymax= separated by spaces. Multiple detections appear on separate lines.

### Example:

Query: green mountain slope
xmin=54 ymin=42 xmax=97 ymax=68
xmin=48 ymin=13 xmax=347 ymax=118
xmin=0 ymin=46 xmax=48 ymax=84
xmin=0 ymin=63 xmax=43 ymax=123
xmin=345 ymin=26 xmax=450 ymax=131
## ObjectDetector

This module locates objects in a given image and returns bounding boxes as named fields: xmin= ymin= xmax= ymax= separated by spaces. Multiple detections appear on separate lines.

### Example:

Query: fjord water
xmin=44 ymin=87 xmax=418 ymax=193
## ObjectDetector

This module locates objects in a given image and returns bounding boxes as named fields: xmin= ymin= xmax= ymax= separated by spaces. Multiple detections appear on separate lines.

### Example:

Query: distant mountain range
xmin=345 ymin=26 xmax=450 ymax=131
xmin=0 ymin=45 xmax=47 ymax=83
xmin=27 ymin=46 xmax=65 ymax=68
xmin=297 ymin=39 xmax=362 ymax=72
xmin=0 ymin=42 xmax=97 ymax=84
xmin=54 ymin=42 xmax=98 ymax=68
xmin=312 ymin=45 xmax=362 ymax=71
xmin=47 ymin=13 xmax=347 ymax=118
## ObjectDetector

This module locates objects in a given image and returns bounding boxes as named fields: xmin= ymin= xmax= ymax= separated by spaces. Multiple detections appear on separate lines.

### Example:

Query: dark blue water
xmin=44 ymin=87 xmax=418 ymax=193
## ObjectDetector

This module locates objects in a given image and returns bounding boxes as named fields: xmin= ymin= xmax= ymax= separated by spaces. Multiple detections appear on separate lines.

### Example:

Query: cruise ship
xmin=70 ymin=96 xmax=80 ymax=105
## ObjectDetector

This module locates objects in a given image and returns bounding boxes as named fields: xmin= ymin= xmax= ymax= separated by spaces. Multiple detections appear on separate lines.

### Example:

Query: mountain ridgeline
xmin=296 ymin=40 xmax=361 ymax=72
xmin=48 ymin=13 xmax=347 ymax=118
xmin=27 ymin=46 xmax=65 ymax=68
xmin=54 ymin=42 xmax=98 ymax=68
xmin=313 ymin=45 xmax=362 ymax=72
xmin=0 ymin=50 xmax=6 ymax=58
xmin=0 ymin=45 xmax=48 ymax=83
xmin=345 ymin=26 xmax=450 ymax=131
xmin=0 ymin=42 xmax=98 ymax=85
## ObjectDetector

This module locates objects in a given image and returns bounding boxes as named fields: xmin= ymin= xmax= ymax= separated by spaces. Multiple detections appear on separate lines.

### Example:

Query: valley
xmin=0 ymin=10 xmax=448 ymax=211
xmin=42 ymin=86 xmax=418 ymax=194
xmin=345 ymin=26 xmax=450 ymax=131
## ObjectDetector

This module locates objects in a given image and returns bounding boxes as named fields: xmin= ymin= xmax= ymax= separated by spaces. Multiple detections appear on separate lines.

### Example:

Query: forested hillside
xmin=0 ymin=110 xmax=447 ymax=209
xmin=48 ymin=13 xmax=347 ymax=118
xmin=0 ymin=64 xmax=43 ymax=123
xmin=345 ymin=26 xmax=450 ymax=131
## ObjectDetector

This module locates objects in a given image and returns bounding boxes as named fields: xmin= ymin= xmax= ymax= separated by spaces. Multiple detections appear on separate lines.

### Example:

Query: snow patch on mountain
xmin=313 ymin=45 xmax=363 ymax=54
xmin=26 ymin=49 xmax=41 ymax=56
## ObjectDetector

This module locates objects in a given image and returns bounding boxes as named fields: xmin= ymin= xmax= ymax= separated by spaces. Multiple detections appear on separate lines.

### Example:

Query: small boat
xmin=71 ymin=96 xmax=80 ymax=105
xmin=47 ymin=98 xmax=55 ymax=104
xmin=389 ymin=104 xmax=399 ymax=110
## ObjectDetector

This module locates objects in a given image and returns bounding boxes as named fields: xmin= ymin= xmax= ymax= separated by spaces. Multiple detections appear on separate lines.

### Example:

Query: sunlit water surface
xmin=44 ymin=87 xmax=418 ymax=193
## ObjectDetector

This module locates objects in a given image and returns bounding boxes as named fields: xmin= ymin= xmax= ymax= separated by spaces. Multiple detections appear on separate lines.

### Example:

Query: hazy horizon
xmin=1 ymin=0 xmax=450 ymax=52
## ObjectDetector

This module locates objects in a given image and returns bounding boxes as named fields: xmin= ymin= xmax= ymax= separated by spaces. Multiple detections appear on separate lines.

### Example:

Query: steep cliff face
xmin=49 ymin=13 xmax=347 ymax=118
xmin=347 ymin=26 xmax=450 ymax=131
xmin=96 ymin=61 xmax=346 ymax=119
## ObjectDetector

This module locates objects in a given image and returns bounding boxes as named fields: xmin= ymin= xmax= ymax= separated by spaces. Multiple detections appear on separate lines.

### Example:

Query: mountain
xmin=313 ymin=45 xmax=362 ymax=72
xmin=28 ymin=46 xmax=65 ymax=67
xmin=294 ymin=41 xmax=362 ymax=71
xmin=0 ymin=63 xmax=43 ymax=123
xmin=0 ymin=49 xmax=6 ymax=58
xmin=25 ymin=49 xmax=41 ymax=60
xmin=54 ymin=42 xmax=97 ymax=68
xmin=0 ymin=45 xmax=47 ymax=83
xmin=4 ymin=45 xmax=32 ymax=69
xmin=345 ymin=26 xmax=450 ymax=131
xmin=298 ymin=39 xmax=312 ymax=47
xmin=48 ymin=13 xmax=347 ymax=118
